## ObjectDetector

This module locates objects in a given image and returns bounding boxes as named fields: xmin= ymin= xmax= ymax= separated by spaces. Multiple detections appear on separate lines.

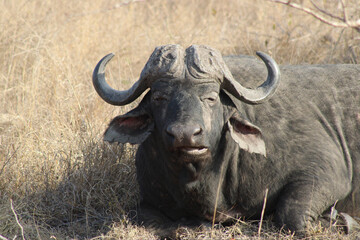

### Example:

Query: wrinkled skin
xmin=98 ymin=46 xmax=360 ymax=237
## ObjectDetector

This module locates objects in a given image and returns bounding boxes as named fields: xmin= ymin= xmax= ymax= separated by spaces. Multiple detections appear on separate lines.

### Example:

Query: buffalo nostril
xmin=166 ymin=125 xmax=176 ymax=138
xmin=193 ymin=126 xmax=202 ymax=136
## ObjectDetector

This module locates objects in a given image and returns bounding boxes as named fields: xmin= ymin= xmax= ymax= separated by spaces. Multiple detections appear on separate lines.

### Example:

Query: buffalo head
xmin=93 ymin=44 xmax=280 ymax=181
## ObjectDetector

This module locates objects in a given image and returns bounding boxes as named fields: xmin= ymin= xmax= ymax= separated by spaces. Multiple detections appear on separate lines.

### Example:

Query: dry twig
xmin=266 ymin=0 xmax=360 ymax=33
xmin=0 ymin=235 xmax=9 ymax=240
xmin=258 ymin=188 xmax=269 ymax=236
xmin=10 ymin=199 xmax=26 ymax=240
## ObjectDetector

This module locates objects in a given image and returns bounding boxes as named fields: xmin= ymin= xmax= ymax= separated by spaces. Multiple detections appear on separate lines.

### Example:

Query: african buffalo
xmin=92 ymin=45 xmax=360 ymax=236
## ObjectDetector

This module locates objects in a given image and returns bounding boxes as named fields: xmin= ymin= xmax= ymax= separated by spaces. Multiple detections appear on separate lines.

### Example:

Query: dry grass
xmin=0 ymin=0 xmax=359 ymax=239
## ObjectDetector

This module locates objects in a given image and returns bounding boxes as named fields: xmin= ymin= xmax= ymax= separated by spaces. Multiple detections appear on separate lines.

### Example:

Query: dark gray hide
xmin=93 ymin=45 xmax=360 ymax=235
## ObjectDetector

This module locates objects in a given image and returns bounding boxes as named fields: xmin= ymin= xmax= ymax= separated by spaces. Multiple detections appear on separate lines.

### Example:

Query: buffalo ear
xmin=104 ymin=105 xmax=154 ymax=144
xmin=227 ymin=112 xmax=266 ymax=157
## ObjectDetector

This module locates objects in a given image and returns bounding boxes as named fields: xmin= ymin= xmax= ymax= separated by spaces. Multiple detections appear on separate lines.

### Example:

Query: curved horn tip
xmin=255 ymin=52 xmax=280 ymax=70
xmin=255 ymin=51 xmax=272 ymax=62
xmin=255 ymin=51 xmax=280 ymax=76
xmin=105 ymin=52 xmax=115 ymax=59
xmin=255 ymin=51 xmax=266 ymax=57
xmin=98 ymin=53 xmax=115 ymax=72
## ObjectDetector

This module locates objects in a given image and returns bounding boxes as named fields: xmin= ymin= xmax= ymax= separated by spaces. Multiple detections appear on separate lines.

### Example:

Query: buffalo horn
xmin=92 ymin=53 xmax=149 ymax=106
xmin=223 ymin=51 xmax=280 ymax=104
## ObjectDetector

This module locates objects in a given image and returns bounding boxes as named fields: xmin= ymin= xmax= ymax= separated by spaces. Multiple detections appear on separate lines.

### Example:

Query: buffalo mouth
xmin=169 ymin=146 xmax=210 ymax=181
xmin=177 ymin=147 xmax=209 ymax=157
xmin=169 ymin=146 xmax=210 ymax=161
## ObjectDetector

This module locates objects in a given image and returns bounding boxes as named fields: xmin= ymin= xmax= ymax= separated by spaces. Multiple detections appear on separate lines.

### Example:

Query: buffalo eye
xmin=201 ymin=92 xmax=218 ymax=106
xmin=151 ymin=91 xmax=169 ymax=103
xmin=153 ymin=96 xmax=168 ymax=102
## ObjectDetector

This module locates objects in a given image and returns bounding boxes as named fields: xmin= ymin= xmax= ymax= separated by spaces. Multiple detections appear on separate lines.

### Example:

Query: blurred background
xmin=0 ymin=0 xmax=359 ymax=239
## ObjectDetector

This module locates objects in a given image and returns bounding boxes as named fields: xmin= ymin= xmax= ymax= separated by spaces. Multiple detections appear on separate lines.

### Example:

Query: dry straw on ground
xmin=0 ymin=0 xmax=359 ymax=239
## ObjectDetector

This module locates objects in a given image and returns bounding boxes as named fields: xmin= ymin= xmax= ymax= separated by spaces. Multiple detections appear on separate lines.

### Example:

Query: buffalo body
xmin=93 ymin=45 xmax=360 ymax=235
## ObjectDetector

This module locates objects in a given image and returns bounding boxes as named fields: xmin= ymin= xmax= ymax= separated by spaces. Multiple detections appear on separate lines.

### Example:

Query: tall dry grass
xmin=0 ymin=0 xmax=359 ymax=239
